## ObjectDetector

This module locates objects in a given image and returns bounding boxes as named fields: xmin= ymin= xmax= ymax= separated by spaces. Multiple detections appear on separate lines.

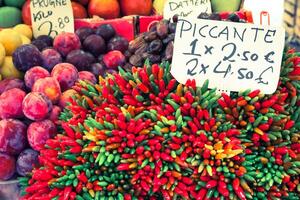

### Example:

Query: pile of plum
xmin=13 ymin=24 xmax=129 ymax=77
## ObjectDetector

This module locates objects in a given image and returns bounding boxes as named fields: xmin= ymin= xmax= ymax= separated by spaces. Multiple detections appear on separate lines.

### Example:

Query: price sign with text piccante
xmin=171 ymin=18 xmax=285 ymax=94
xmin=30 ymin=0 xmax=74 ymax=38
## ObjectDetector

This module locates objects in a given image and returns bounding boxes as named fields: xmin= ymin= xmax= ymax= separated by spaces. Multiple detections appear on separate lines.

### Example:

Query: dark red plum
xmin=32 ymin=77 xmax=61 ymax=103
xmin=53 ymin=32 xmax=81 ymax=57
xmin=83 ymin=34 xmax=106 ymax=56
xmin=41 ymin=48 xmax=62 ymax=71
xmin=95 ymin=24 xmax=116 ymax=41
xmin=27 ymin=120 xmax=56 ymax=151
xmin=0 ymin=153 xmax=16 ymax=180
xmin=16 ymin=148 xmax=39 ymax=176
xmin=49 ymin=105 xmax=61 ymax=124
xmin=78 ymin=71 xmax=97 ymax=84
xmin=12 ymin=44 xmax=43 ymax=72
xmin=0 ymin=119 xmax=27 ymax=155
xmin=66 ymin=50 xmax=96 ymax=71
xmin=24 ymin=66 xmax=50 ymax=89
xmin=75 ymin=27 xmax=95 ymax=42
xmin=22 ymin=92 xmax=53 ymax=121
xmin=0 ymin=78 xmax=25 ymax=94
xmin=103 ymin=50 xmax=125 ymax=69
xmin=107 ymin=36 xmax=129 ymax=53
xmin=90 ymin=63 xmax=106 ymax=77
xmin=31 ymin=39 xmax=48 ymax=51
xmin=51 ymin=63 xmax=79 ymax=91
xmin=36 ymin=35 xmax=53 ymax=47
xmin=0 ymin=88 xmax=26 ymax=119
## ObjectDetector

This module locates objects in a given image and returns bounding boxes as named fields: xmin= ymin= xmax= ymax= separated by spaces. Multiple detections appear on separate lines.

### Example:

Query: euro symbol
xmin=264 ymin=51 xmax=275 ymax=64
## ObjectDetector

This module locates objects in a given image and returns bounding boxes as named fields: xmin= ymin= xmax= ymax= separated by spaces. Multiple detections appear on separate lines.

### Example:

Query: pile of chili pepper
xmin=19 ymin=48 xmax=300 ymax=200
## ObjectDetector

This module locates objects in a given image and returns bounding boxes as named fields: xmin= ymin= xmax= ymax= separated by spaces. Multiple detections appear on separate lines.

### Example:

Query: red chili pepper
xmin=62 ymin=186 xmax=72 ymax=200
xmin=217 ymin=181 xmax=229 ymax=197
xmin=235 ymin=187 xmax=247 ymax=200
xmin=284 ymin=120 xmax=295 ymax=130
xmin=61 ymin=123 xmax=75 ymax=139
xmin=26 ymin=182 xmax=49 ymax=193
xmin=117 ymin=163 xmax=130 ymax=171
xmin=232 ymin=178 xmax=240 ymax=191
xmin=182 ymin=177 xmax=193 ymax=185
xmin=77 ymin=172 xmax=88 ymax=183
xmin=197 ymin=188 xmax=207 ymax=200
xmin=161 ymin=190 xmax=171 ymax=200
xmin=160 ymin=152 xmax=173 ymax=162
xmin=32 ymin=170 xmax=53 ymax=181
xmin=206 ymin=180 xmax=218 ymax=189
xmin=275 ymin=147 xmax=288 ymax=154
xmin=248 ymin=89 xmax=260 ymax=98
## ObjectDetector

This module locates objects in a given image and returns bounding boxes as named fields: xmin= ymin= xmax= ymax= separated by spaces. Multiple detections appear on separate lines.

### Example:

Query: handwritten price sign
xmin=30 ymin=0 xmax=74 ymax=38
xmin=171 ymin=18 xmax=285 ymax=94
xmin=163 ymin=0 xmax=211 ymax=19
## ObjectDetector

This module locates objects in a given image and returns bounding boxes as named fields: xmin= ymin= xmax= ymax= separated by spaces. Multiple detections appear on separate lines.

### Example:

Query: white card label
xmin=163 ymin=0 xmax=212 ymax=19
xmin=171 ymin=18 xmax=285 ymax=94
xmin=30 ymin=0 xmax=74 ymax=38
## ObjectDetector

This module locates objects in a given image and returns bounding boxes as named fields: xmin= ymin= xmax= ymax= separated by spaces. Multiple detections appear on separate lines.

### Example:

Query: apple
xmin=120 ymin=0 xmax=152 ymax=16
xmin=211 ymin=0 xmax=242 ymax=12
xmin=22 ymin=0 xmax=31 ymax=25
xmin=88 ymin=0 xmax=120 ymax=19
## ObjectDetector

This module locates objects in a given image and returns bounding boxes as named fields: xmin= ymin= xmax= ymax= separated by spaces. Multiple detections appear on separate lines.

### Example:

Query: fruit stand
xmin=0 ymin=1 xmax=300 ymax=200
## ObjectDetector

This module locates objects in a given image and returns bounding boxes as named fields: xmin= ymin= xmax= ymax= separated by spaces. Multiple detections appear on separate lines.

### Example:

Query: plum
xmin=90 ymin=63 xmax=106 ymax=77
xmin=22 ymin=92 xmax=53 ymax=121
xmin=107 ymin=36 xmax=129 ymax=53
xmin=83 ymin=34 xmax=106 ymax=56
xmin=0 ymin=153 xmax=16 ymax=181
xmin=0 ymin=78 xmax=25 ymax=94
xmin=31 ymin=39 xmax=49 ymax=51
xmin=59 ymin=89 xmax=78 ymax=108
xmin=12 ymin=44 xmax=43 ymax=72
xmin=16 ymin=149 xmax=39 ymax=176
xmin=0 ymin=88 xmax=26 ymax=119
xmin=36 ymin=35 xmax=53 ymax=47
xmin=75 ymin=27 xmax=95 ymax=42
xmin=53 ymin=32 xmax=81 ymax=57
xmin=66 ymin=49 xmax=96 ymax=71
xmin=0 ymin=119 xmax=27 ymax=155
xmin=41 ymin=48 xmax=62 ymax=71
xmin=27 ymin=120 xmax=56 ymax=151
xmin=24 ymin=66 xmax=50 ymax=89
xmin=103 ymin=50 xmax=125 ymax=69
xmin=49 ymin=105 xmax=61 ymax=124
xmin=95 ymin=24 xmax=116 ymax=41
xmin=51 ymin=63 xmax=79 ymax=91
xmin=78 ymin=71 xmax=97 ymax=84
xmin=32 ymin=77 xmax=61 ymax=103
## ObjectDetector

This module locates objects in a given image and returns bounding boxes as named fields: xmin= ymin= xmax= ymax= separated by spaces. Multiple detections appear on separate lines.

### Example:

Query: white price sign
xmin=163 ymin=0 xmax=211 ymax=19
xmin=171 ymin=18 xmax=285 ymax=94
xmin=30 ymin=0 xmax=74 ymax=38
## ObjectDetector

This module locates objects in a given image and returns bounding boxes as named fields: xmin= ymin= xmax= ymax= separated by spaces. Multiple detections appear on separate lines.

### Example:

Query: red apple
xmin=120 ymin=0 xmax=152 ymax=16
xmin=22 ymin=0 xmax=31 ymax=25
xmin=88 ymin=0 xmax=120 ymax=19
xmin=72 ymin=2 xmax=88 ymax=19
